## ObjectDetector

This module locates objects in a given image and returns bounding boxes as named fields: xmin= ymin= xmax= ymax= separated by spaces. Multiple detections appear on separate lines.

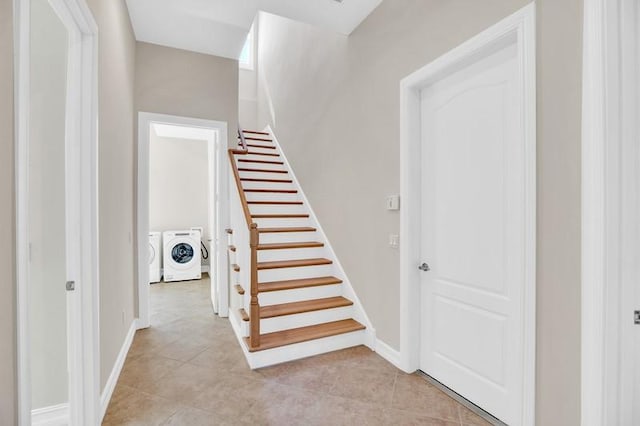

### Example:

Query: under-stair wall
xmin=227 ymin=127 xmax=375 ymax=369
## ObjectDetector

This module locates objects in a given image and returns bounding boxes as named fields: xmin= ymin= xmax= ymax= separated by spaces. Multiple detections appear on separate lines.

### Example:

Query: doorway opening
xmin=15 ymin=0 xmax=99 ymax=424
xmin=137 ymin=113 xmax=229 ymax=330
xmin=399 ymin=4 xmax=535 ymax=425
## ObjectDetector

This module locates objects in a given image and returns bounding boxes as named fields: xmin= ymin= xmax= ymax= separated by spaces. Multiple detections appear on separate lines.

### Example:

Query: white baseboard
xmin=374 ymin=338 xmax=402 ymax=370
xmin=100 ymin=320 xmax=138 ymax=422
xmin=31 ymin=403 xmax=69 ymax=426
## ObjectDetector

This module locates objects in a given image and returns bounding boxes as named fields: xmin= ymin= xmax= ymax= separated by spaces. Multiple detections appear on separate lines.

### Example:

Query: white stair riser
xmin=258 ymin=264 xmax=335 ymax=282
xmin=242 ymin=150 xmax=282 ymax=162
xmin=248 ymin=204 xmax=307 ymax=215
xmin=241 ymin=181 xmax=295 ymax=190
xmin=258 ymin=231 xmax=320 ymax=244
xmin=258 ymin=247 xmax=327 ymax=262
xmin=238 ymin=158 xmax=284 ymax=166
xmin=258 ymin=283 xmax=342 ymax=305
xmin=252 ymin=218 xmax=311 ymax=228
xmin=244 ymin=193 xmax=301 ymax=202
xmin=245 ymin=330 xmax=368 ymax=369
xmin=238 ymin=171 xmax=290 ymax=181
xmin=246 ymin=145 xmax=280 ymax=154
xmin=260 ymin=306 xmax=354 ymax=334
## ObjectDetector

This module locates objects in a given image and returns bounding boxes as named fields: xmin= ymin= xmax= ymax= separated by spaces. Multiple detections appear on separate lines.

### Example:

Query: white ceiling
xmin=126 ymin=0 xmax=383 ymax=60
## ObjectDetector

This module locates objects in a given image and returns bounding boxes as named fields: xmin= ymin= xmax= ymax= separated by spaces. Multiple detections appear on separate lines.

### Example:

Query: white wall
xmin=239 ymin=20 xmax=259 ymax=130
xmin=149 ymin=129 xmax=212 ymax=265
xmin=28 ymin=0 xmax=69 ymax=409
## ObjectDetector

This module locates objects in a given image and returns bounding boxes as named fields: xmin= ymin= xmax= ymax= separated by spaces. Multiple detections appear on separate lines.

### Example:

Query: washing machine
xmin=163 ymin=230 xmax=202 ymax=282
xmin=149 ymin=232 xmax=162 ymax=283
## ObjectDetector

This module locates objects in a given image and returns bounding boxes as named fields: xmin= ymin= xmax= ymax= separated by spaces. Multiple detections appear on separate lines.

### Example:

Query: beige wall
xmin=135 ymin=41 xmax=239 ymax=145
xmin=86 ymin=0 xmax=138 ymax=390
xmin=256 ymin=1 xmax=582 ymax=424
xmin=536 ymin=0 xmax=582 ymax=423
xmin=0 ymin=0 xmax=16 ymax=422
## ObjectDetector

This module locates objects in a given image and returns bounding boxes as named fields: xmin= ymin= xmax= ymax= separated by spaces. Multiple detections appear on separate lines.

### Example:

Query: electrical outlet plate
xmin=386 ymin=195 xmax=400 ymax=211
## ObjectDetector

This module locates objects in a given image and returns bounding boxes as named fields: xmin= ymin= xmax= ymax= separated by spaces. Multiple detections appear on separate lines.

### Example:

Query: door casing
xmin=14 ymin=0 xmax=100 ymax=424
xmin=136 ymin=112 xmax=230 ymax=329
xmin=399 ymin=4 xmax=536 ymax=425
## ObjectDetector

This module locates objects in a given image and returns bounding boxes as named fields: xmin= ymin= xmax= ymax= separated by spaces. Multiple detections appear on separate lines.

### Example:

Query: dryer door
xmin=167 ymin=238 xmax=198 ymax=270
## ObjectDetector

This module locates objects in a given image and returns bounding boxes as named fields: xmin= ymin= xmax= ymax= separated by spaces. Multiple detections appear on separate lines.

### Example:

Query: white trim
xmin=137 ymin=112 xmax=230 ymax=329
xmin=15 ymin=0 xmax=99 ymax=424
xmin=99 ymin=320 xmax=137 ymax=423
xmin=399 ymin=4 xmax=536 ymax=425
xmin=581 ymin=0 xmax=640 ymax=424
xmin=266 ymin=125 xmax=376 ymax=347
xmin=31 ymin=403 xmax=69 ymax=426
xmin=373 ymin=339 xmax=402 ymax=370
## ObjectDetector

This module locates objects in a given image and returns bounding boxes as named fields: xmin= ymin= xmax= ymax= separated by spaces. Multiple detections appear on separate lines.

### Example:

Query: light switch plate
xmin=389 ymin=234 xmax=399 ymax=249
xmin=386 ymin=195 xmax=400 ymax=210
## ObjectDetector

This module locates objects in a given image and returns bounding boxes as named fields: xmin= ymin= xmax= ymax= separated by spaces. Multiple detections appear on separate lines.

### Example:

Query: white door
xmin=419 ymin=41 xmax=526 ymax=424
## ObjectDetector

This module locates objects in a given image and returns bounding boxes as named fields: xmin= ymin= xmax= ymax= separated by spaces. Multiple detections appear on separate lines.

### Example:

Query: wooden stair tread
xmin=251 ymin=214 xmax=309 ymax=218
xmin=257 ymin=258 xmax=332 ymax=270
xmin=242 ymin=130 xmax=269 ymax=135
xmin=257 ymin=241 xmax=324 ymax=250
xmin=258 ymin=276 xmax=343 ymax=292
xmin=238 ymin=159 xmax=284 ymax=164
xmin=247 ymin=201 xmax=303 ymax=205
xmin=241 ymin=178 xmax=292 ymax=183
xmin=238 ymin=167 xmax=288 ymax=174
xmin=229 ymin=245 xmax=237 ymax=252
xmin=239 ymin=308 xmax=249 ymax=322
xmin=244 ymin=136 xmax=273 ymax=142
xmin=260 ymin=296 xmax=353 ymax=319
xmin=246 ymin=151 xmax=280 ymax=157
xmin=244 ymin=189 xmax=298 ymax=193
xmin=245 ymin=319 xmax=365 ymax=352
xmin=234 ymin=284 xmax=245 ymax=295
xmin=246 ymin=144 xmax=276 ymax=149
xmin=258 ymin=227 xmax=316 ymax=233
xmin=232 ymin=263 xmax=240 ymax=272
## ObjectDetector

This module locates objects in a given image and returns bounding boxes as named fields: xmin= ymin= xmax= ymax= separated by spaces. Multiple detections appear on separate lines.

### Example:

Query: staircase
xmin=227 ymin=127 xmax=372 ymax=368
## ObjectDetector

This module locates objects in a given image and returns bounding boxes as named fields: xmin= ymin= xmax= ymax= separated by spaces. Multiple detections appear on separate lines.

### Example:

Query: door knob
xmin=418 ymin=262 xmax=430 ymax=272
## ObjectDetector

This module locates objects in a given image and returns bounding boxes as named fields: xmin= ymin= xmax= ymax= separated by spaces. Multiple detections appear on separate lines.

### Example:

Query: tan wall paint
xmin=535 ymin=0 xmax=582 ymax=424
xmin=85 ymin=0 xmax=138 ymax=390
xmin=135 ymin=41 xmax=239 ymax=141
xmin=256 ymin=1 xmax=582 ymax=424
xmin=0 ymin=0 xmax=16 ymax=422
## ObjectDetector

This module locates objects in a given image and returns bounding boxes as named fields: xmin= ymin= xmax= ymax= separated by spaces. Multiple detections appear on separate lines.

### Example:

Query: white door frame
xmin=581 ymin=0 xmax=639 ymax=424
xmin=136 ymin=112 xmax=230 ymax=328
xmin=14 ymin=0 xmax=100 ymax=424
xmin=399 ymin=4 xmax=536 ymax=425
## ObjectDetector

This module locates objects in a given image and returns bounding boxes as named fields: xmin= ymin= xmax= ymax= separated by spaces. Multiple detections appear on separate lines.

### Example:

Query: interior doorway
xmin=399 ymin=5 xmax=536 ymax=426
xmin=137 ymin=113 xmax=229 ymax=329
xmin=15 ymin=0 xmax=100 ymax=424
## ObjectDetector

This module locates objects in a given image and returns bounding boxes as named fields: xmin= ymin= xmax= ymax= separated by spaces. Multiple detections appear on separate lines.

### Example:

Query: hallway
xmin=102 ymin=277 xmax=492 ymax=425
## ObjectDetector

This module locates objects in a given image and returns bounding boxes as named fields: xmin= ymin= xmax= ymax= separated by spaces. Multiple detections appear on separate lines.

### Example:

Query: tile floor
xmin=103 ymin=276 xmax=493 ymax=425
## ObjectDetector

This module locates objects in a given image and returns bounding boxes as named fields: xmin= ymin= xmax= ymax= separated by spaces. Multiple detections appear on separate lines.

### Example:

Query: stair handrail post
xmin=249 ymin=222 xmax=260 ymax=348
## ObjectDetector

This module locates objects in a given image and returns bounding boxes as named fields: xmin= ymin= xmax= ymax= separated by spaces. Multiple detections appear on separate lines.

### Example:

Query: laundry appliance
xmin=149 ymin=232 xmax=162 ymax=283
xmin=163 ymin=230 xmax=202 ymax=282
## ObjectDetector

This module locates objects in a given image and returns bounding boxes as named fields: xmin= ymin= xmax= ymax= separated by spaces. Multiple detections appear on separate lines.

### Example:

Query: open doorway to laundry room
xmin=137 ymin=113 xmax=230 ymax=331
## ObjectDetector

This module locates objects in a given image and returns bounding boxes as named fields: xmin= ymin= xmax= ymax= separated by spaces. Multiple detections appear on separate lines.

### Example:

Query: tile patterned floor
xmin=103 ymin=277 xmax=493 ymax=425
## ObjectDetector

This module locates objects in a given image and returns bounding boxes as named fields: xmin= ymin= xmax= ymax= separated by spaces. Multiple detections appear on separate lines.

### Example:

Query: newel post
xmin=249 ymin=223 xmax=260 ymax=348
